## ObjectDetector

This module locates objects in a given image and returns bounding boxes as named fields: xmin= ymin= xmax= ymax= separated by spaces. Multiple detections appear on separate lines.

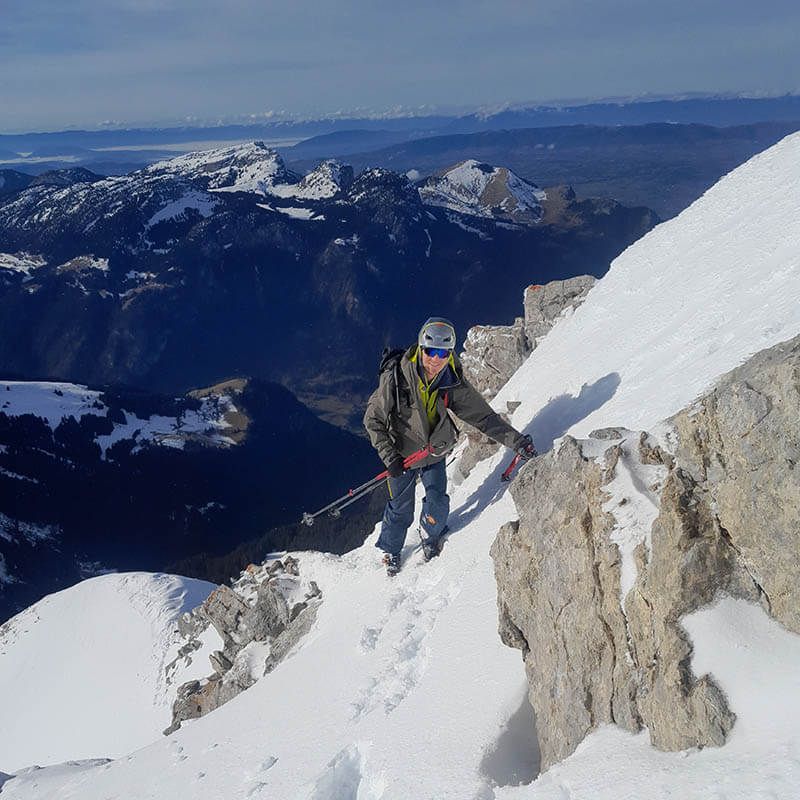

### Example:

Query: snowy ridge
xmin=0 ymin=252 xmax=46 ymax=276
xmin=288 ymin=159 xmax=351 ymax=200
xmin=0 ymin=381 xmax=239 ymax=456
xmin=146 ymin=141 xmax=296 ymax=196
xmin=0 ymin=573 xmax=216 ymax=772
xmin=2 ymin=133 xmax=800 ymax=798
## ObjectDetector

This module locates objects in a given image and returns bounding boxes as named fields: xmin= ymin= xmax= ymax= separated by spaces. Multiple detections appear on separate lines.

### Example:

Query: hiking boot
xmin=382 ymin=551 xmax=401 ymax=577
xmin=421 ymin=537 xmax=441 ymax=562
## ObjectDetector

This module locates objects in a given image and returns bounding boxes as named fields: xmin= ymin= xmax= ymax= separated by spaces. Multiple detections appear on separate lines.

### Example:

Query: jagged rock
xmin=668 ymin=334 xmax=800 ymax=633
xmin=283 ymin=555 xmax=299 ymax=576
xmin=491 ymin=333 xmax=800 ymax=769
xmin=264 ymin=603 xmax=319 ymax=675
xmin=459 ymin=276 xmax=597 ymax=479
xmin=165 ymin=554 xmax=322 ymax=734
xmin=588 ymin=426 xmax=629 ymax=440
xmin=491 ymin=434 xmax=753 ymax=769
xmin=460 ymin=319 xmax=529 ymax=398
xmin=209 ymin=650 xmax=233 ymax=676
xmin=203 ymin=585 xmax=249 ymax=650
xmin=524 ymin=275 xmax=596 ymax=344
xmin=306 ymin=581 xmax=322 ymax=600
xmin=460 ymin=276 xmax=596 ymax=402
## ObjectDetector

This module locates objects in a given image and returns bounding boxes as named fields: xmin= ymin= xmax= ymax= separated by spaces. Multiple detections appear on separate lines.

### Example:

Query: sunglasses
xmin=423 ymin=347 xmax=451 ymax=359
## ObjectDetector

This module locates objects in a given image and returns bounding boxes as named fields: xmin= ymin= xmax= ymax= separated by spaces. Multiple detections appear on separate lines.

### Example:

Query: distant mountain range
xmin=0 ymin=142 xmax=656 ymax=428
xmin=2 ymin=94 xmax=799 ymax=176
xmin=290 ymin=121 xmax=800 ymax=219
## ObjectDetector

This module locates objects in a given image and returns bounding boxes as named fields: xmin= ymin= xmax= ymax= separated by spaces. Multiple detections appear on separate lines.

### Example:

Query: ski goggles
xmin=423 ymin=347 xmax=451 ymax=359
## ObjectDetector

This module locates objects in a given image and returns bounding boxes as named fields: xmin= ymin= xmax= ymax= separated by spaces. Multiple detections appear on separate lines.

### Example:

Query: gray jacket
xmin=363 ymin=345 xmax=525 ymax=469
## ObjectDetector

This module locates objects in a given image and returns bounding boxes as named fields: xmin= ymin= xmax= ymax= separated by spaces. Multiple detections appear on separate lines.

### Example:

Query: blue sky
xmin=1 ymin=0 xmax=798 ymax=132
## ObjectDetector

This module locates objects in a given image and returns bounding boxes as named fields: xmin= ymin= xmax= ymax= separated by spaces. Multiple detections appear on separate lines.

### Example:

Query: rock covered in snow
xmin=491 ymin=331 xmax=800 ymax=769
xmin=418 ymin=159 xmax=545 ymax=224
xmin=165 ymin=555 xmax=322 ymax=734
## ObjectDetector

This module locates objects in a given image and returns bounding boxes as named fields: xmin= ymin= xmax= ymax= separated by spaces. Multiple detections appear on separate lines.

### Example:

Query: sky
xmin=1 ymin=0 xmax=799 ymax=133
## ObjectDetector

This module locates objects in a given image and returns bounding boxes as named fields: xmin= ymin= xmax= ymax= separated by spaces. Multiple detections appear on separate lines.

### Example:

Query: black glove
xmin=387 ymin=455 xmax=405 ymax=478
xmin=515 ymin=434 xmax=537 ymax=461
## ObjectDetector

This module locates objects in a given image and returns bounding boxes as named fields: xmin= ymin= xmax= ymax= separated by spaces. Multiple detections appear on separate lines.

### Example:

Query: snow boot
xmin=421 ymin=537 xmax=441 ymax=561
xmin=420 ymin=525 xmax=449 ymax=561
xmin=382 ymin=552 xmax=401 ymax=577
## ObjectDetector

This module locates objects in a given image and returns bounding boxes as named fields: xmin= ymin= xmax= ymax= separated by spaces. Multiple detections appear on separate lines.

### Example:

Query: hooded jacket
xmin=363 ymin=344 xmax=525 ymax=469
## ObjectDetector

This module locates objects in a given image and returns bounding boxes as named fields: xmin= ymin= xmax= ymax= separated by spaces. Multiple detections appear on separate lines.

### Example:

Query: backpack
xmin=379 ymin=347 xmax=409 ymax=415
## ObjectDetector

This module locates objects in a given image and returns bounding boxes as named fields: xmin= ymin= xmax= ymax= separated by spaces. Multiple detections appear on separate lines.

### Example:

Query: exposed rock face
xmin=164 ymin=555 xmax=321 ymax=734
xmin=491 ymin=333 xmax=800 ymax=769
xmin=523 ymin=275 xmax=596 ymax=344
xmin=461 ymin=276 xmax=596 ymax=399
xmin=457 ymin=276 xmax=596 ymax=479
xmin=460 ymin=319 xmax=529 ymax=399
xmin=668 ymin=336 xmax=800 ymax=633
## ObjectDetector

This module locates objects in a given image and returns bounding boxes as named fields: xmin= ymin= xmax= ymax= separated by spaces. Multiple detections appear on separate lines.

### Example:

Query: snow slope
xmin=2 ymin=132 xmax=800 ymax=799
xmin=0 ymin=573 xmax=216 ymax=773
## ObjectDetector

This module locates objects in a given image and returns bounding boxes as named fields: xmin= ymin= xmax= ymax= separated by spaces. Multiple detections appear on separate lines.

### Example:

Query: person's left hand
xmin=516 ymin=434 xmax=537 ymax=460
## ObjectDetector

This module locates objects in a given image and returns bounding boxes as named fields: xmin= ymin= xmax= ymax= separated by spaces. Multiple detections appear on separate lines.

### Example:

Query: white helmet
xmin=418 ymin=317 xmax=456 ymax=350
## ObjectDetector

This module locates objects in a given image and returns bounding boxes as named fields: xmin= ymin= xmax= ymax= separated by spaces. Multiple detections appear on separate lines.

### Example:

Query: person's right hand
xmin=387 ymin=455 xmax=405 ymax=478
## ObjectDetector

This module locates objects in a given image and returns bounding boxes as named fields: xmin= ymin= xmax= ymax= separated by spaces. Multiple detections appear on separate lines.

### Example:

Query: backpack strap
xmin=379 ymin=346 xmax=409 ymax=416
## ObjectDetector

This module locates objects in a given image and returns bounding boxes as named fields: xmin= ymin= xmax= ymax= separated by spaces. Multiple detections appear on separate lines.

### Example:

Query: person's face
xmin=421 ymin=347 xmax=450 ymax=379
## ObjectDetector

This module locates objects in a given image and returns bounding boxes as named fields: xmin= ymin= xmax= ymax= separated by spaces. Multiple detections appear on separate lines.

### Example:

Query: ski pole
xmin=501 ymin=453 xmax=525 ymax=482
xmin=301 ymin=445 xmax=432 ymax=525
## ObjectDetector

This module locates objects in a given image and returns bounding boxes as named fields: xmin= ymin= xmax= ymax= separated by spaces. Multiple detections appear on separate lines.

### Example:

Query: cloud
xmin=1 ymin=0 xmax=799 ymax=131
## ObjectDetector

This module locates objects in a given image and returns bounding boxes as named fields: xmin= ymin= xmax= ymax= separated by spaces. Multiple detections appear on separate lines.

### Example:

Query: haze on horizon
xmin=2 ymin=0 xmax=799 ymax=134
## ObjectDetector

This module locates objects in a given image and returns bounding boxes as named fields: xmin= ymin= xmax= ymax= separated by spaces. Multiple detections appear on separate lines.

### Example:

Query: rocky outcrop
xmin=460 ymin=319 xmax=529 ymax=399
xmin=461 ymin=276 xmax=596 ymax=399
xmin=164 ymin=555 xmax=322 ymax=734
xmin=491 ymin=333 xmax=800 ymax=769
xmin=523 ymin=276 xmax=596 ymax=345
xmin=668 ymin=336 xmax=800 ymax=633
xmin=457 ymin=276 xmax=596 ymax=480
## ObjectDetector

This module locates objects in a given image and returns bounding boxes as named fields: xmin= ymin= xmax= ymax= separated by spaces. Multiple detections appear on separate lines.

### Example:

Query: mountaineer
xmin=364 ymin=317 xmax=536 ymax=576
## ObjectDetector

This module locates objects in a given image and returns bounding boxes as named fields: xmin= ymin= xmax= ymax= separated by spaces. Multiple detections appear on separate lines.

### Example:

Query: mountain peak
xmin=419 ymin=159 xmax=546 ymax=223
xmin=145 ymin=141 xmax=299 ymax=196
xmin=289 ymin=159 xmax=354 ymax=200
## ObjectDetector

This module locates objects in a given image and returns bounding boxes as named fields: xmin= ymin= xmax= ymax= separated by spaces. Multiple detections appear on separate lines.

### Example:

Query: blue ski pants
xmin=375 ymin=458 xmax=449 ymax=557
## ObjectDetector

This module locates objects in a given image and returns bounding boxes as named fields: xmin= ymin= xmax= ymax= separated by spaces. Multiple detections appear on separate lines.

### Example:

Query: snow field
xmin=0 ymin=573 xmax=217 ymax=773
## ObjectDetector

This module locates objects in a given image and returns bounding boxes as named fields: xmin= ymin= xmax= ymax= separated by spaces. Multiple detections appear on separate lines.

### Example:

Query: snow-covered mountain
xmin=0 ymin=380 xmax=239 ymax=455
xmin=0 ymin=142 xmax=655 ymax=424
xmin=145 ymin=141 xmax=299 ymax=196
xmin=1 ymin=133 xmax=798 ymax=799
xmin=0 ymin=377 xmax=377 ymax=621
xmin=419 ymin=159 xmax=545 ymax=223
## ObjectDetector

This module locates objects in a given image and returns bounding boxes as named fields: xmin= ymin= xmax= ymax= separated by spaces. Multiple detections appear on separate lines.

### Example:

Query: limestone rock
xmin=460 ymin=276 xmax=596 ymax=402
xmin=165 ymin=555 xmax=322 ymax=734
xmin=669 ymin=335 xmax=800 ymax=633
xmin=492 ymin=333 xmax=800 ymax=769
xmin=523 ymin=275 xmax=596 ymax=344
xmin=460 ymin=318 xmax=529 ymax=398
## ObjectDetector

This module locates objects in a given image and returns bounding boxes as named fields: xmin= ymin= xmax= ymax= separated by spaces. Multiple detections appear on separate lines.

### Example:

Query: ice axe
xmin=301 ymin=445 xmax=432 ymax=526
